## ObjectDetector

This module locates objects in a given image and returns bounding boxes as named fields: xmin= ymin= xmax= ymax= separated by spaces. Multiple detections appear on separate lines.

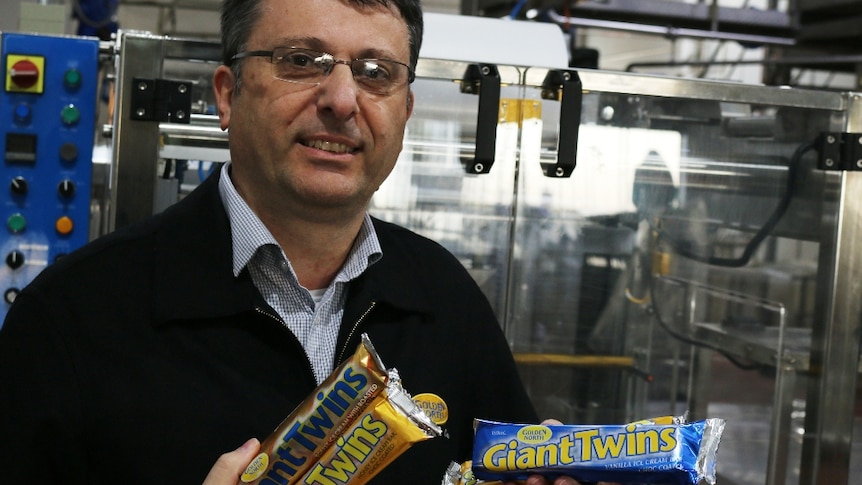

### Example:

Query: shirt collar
xmin=217 ymin=162 xmax=382 ymax=280
xmin=218 ymin=162 xmax=279 ymax=277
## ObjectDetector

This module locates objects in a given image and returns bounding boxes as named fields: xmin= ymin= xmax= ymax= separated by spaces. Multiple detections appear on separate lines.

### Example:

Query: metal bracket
xmin=540 ymin=69 xmax=582 ymax=178
xmin=460 ymin=63 xmax=500 ymax=175
xmin=817 ymin=132 xmax=862 ymax=171
xmin=130 ymin=77 xmax=192 ymax=124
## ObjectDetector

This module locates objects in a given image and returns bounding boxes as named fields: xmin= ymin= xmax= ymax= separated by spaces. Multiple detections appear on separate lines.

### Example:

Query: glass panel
xmin=371 ymin=66 xmax=523 ymax=318
xmin=509 ymin=76 xmax=841 ymax=485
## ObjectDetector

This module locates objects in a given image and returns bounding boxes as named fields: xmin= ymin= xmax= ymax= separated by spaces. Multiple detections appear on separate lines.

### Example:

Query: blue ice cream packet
xmin=470 ymin=417 xmax=725 ymax=485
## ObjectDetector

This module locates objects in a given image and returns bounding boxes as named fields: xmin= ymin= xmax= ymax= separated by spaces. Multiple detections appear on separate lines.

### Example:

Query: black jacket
xmin=0 ymin=170 xmax=537 ymax=485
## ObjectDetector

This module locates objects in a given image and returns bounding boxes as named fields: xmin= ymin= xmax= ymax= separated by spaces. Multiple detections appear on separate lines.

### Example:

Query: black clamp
xmin=130 ymin=78 xmax=192 ymax=124
xmin=816 ymin=132 xmax=862 ymax=171
xmin=460 ymin=63 xmax=500 ymax=174
xmin=540 ymin=69 xmax=582 ymax=178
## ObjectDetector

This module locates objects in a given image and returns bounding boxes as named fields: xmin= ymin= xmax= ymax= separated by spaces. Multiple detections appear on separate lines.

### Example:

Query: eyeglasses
xmin=231 ymin=47 xmax=415 ymax=96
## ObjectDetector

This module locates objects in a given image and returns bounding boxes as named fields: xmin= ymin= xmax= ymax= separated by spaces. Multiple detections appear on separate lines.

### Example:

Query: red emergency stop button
xmin=10 ymin=59 xmax=39 ymax=88
xmin=5 ymin=55 xmax=45 ymax=93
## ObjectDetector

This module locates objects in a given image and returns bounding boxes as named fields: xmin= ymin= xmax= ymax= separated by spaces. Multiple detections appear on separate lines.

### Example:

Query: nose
xmin=316 ymin=61 xmax=360 ymax=119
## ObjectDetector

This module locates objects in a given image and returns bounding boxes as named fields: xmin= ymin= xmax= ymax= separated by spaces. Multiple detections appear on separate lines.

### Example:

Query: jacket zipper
xmin=254 ymin=306 xmax=284 ymax=326
xmin=336 ymin=300 xmax=377 ymax=364
xmin=255 ymin=302 xmax=377 ymax=374
xmin=253 ymin=305 xmax=318 ymax=377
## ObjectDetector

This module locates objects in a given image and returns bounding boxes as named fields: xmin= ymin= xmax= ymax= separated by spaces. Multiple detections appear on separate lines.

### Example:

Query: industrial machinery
xmin=0 ymin=32 xmax=100 ymax=321
xmin=3 ymin=14 xmax=861 ymax=485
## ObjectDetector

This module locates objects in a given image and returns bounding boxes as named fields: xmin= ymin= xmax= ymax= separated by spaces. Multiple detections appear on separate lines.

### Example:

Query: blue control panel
xmin=0 ymin=33 xmax=99 ymax=324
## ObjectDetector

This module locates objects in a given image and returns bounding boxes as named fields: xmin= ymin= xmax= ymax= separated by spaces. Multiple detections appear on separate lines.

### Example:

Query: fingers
xmin=520 ymin=473 xmax=618 ymax=485
xmin=202 ymin=438 xmax=261 ymax=485
xmin=552 ymin=477 xmax=582 ymax=485
xmin=519 ymin=475 xmax=581 ymax=485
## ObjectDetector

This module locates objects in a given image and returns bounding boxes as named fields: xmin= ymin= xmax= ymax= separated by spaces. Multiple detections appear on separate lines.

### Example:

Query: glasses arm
xmin=230 ymin=50 xmax=274 ymax=64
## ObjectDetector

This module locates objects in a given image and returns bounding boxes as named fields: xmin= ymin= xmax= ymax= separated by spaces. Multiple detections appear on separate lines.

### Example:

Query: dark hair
xmin=221 ymin=0 xmax=423 ymax=82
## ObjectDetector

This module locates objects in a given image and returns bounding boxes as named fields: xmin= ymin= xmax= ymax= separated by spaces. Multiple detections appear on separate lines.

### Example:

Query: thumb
xmin=203 ymin=438 xmax=261 ymax=485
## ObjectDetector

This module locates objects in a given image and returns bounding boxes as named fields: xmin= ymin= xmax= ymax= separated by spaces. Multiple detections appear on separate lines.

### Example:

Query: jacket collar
xmin=150 ymin=170 xmax=434 ymax=325
xmin=350 ymin=216 xmax=434 ymax=315
xmin=151 ymin=169 xmax=259 ymax=325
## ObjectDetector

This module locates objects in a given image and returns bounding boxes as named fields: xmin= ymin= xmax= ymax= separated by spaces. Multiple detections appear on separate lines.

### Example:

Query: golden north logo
xmin=241 ymin=452 xmax=269 ymax=482
xmin=413 ymin=393 xmax=448 ymax=425
xmin=517 ymin=425 xmax=552 ymax=444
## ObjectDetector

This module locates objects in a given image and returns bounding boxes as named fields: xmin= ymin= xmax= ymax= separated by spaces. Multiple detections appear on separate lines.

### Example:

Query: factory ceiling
xmin=465 ymin=0 xmax=862 ymax=84
xmin=117 ymin=0 xmax=862 ymax=86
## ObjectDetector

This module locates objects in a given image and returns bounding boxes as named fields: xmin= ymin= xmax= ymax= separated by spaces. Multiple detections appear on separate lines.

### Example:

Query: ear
xmin=406 ymin=89 xmax=415 ymax=119
xmin=213 ymin=65 xmax=236 ymax=131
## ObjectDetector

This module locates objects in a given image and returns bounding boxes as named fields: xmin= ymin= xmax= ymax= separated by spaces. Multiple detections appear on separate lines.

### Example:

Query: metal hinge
xmin=817 ymin=132 xmax=862 ymax=171
xmin=129 ymin=77 xmax=192 ymax=124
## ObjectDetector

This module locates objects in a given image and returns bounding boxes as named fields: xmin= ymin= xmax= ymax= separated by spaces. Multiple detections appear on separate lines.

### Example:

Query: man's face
xmin=213 ymin=0 xmax=414 ymax=222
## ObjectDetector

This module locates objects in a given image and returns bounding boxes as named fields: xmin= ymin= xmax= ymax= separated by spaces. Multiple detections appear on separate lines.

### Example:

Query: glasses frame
xmin=230 ymin=47 xmax=416 ymax=95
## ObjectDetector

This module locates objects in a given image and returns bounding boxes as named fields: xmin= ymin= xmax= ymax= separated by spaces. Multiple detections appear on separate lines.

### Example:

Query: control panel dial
xmin=10 ymin=176 xmax=28 ymax=195
xmin=58 ymin=179 xmax=76 ymax=199
xmin=5 ymin=250 xmax=25 ymax=269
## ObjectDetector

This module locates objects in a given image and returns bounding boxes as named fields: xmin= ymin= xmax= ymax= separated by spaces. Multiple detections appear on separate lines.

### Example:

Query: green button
xmin=7 ymin=213 xmax=26 ymax=233
xmin=64 ymin=69 xmax=82 ymax=89
xmin=61 ymin=104 xmax=80 ymax=125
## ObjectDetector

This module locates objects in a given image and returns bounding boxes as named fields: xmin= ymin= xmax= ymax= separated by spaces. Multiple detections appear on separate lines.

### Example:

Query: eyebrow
xmin=270 ymin=36 xmax=323 ymax=51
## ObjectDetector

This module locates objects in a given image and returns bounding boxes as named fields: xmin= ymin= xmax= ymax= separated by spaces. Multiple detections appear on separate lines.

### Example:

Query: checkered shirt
xmin=217 ymin=163 xmax=382 ymax=383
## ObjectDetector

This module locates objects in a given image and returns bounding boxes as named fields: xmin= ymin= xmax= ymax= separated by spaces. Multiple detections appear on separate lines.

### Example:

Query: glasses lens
xmin=352 ymin=59 xmax=409 ymax=95
xmin=269 ymin=48 xmax=412 ymax=95
xmin=272 ymin=48 xmax=329 ymax=84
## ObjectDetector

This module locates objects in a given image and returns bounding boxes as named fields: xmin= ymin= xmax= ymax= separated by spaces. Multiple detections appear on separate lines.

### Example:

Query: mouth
xmin=301 ymin=139 xmax=357 ymax=154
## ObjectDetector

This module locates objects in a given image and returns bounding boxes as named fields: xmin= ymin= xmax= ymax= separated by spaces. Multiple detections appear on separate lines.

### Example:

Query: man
xmin=0 ymin=0 xmax=594 ymax=483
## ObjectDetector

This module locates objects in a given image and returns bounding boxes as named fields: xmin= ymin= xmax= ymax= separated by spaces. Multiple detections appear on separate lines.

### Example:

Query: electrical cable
xmin=639 ymin=139 xmax=818 ymax=370
xmin=647 ymin=274 xmax=762 ymax=371
xmin=652 ymin=140 xmax=816 ymax=267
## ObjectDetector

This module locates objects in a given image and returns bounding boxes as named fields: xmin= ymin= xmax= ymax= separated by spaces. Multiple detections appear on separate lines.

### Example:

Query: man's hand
xmin=515 ymin=476 xmax=583 ymax=485
xmin=202 ymin=438 xmax=261 ymax=485
xmin=509 ymin=475 xmax=615 ymax=485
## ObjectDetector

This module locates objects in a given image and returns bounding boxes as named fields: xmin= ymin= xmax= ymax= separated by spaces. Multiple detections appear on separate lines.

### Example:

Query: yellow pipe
xmin=513 ymin=353 xmax=634 ymax=367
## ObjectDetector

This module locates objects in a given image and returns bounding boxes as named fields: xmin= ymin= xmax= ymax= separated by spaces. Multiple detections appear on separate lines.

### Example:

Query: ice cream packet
xmin=242 ymin=334 xmax=442 ymax=485
xmin=298 ymin=369 xmax=442 ymax=485
xmin=470 ymin=417 xmax=725 ymax=485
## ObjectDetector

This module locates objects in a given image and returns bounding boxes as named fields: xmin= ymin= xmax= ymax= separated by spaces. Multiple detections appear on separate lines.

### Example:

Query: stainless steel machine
xmin=85 ymin=14 xmax=862 ymax=485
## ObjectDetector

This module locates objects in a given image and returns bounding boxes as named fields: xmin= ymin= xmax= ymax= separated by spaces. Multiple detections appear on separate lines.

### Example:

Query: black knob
xmin=58 ymin=179 xmax=76 ymax=199
xmin=10 ymin=176 xmax=28 ymax=195
xmin=6 ymin=250 xmax=25 ymax=269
